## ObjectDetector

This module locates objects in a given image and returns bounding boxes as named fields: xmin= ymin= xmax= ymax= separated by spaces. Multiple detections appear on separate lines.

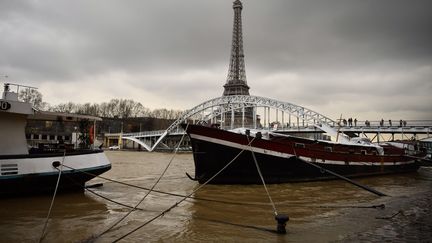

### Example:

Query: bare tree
xmin=44 ymin=98 xmax=183 ymax=119
xmin=18 ymin=88 xmax=47 ymax=110
xmin=50 ymin=102 xmax=77 ymax=113
xmin=76 ymin=103 xmax=99 ymax=116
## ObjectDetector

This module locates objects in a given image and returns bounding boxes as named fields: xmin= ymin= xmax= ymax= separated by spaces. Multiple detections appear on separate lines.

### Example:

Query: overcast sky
xmin=1 ymin=0 xmax=431 ymax=120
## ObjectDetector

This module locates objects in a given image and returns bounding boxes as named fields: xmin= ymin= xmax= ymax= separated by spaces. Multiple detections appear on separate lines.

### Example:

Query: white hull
xmin=0 ymin=151 xmax=110 ymax=177
xmin=0 ymin=151 xmax=111 ymax=196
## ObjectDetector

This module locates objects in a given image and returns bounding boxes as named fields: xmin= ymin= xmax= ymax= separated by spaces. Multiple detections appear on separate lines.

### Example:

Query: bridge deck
xmin=105 ymin=124 xmax=431 ymax=139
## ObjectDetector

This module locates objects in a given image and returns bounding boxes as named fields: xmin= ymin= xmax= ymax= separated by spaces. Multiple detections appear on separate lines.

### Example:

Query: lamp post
xmin=119 ymin=121 xmax=123 ymax=149
xmin=74 ymin=126 xmax=78 ymax=149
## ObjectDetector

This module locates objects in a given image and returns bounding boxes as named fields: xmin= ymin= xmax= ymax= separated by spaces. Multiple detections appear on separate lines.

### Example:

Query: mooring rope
xmin=110 ymin=136 xmax=257 ymax=242
xmin=53 ymin=168 xmax=386 ymax=242
xmin=376 ymin=210 xmax=403 ymax=220
xmin=247 ymin=136 xmax=278 ymax=216
xmin=62 ymin=162 xmax=387 ymax=209
xmin=38 ymin=150 xmax=66 ymax=243
xmin=84 ymin=187 xmax=277 ymax=237
xmin=291 ymin=145 xmax=387 ymax=197
xmin=52 ymin=172 xmax=280 ymax=241
xmin=61 ymin=163 xmax=386 ymax=210
xmin=95 ymin=123 xmax=190 ymax=240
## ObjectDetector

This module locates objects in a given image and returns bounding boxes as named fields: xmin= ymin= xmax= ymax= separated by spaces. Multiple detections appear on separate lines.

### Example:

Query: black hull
xmin=0 ymin=165 xmax=111 ymax=197
xmin=190 ymin=135 xmax=419 ymax=184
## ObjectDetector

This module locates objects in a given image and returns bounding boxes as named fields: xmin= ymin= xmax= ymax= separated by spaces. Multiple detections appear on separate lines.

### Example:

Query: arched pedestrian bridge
xmin=104 ymin=95 xmax=432 ymax=151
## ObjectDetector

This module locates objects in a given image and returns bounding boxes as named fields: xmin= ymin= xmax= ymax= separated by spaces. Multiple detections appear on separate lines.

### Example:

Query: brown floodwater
xmin=1 ymin=151 xmax=431 ymax=242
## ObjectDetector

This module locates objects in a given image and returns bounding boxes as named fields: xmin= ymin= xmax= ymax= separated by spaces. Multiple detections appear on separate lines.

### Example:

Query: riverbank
xmin=340 ymin=167 xmax=432 ymax=242
xmin=285 ymin=166 xmax=432 ymax=242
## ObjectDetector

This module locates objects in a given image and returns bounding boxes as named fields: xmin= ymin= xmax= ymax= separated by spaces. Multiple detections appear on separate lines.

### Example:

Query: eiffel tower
xmin=223 ymin=0 xmax=250 ymax=96
xmin=221 ymin=0 xmax=256 ymax=128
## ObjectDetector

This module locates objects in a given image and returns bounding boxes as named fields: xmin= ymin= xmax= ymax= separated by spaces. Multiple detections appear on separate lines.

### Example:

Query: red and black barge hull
xmin=184 ymin=124 xmax=419 ymax=184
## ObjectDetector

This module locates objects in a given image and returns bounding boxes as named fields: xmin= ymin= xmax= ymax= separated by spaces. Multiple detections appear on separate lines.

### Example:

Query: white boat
xmin=0 ymin=83 xmax=111 ymax=196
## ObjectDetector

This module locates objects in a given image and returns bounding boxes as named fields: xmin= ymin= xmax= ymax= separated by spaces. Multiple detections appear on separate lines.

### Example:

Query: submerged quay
xmin=292 ymin=167 xmax=432 ymax=242
xmin=341 ymin=186 xmax=432 ymax=242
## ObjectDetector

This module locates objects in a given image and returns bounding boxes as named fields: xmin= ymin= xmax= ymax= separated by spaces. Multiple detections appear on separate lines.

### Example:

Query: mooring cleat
xmin=52 ymin=161 xmax=61 ymax=168
xmin=275 ymin=214 xmax=289 ymax=234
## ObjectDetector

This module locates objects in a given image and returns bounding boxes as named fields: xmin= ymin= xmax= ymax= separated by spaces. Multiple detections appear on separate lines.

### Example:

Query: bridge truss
xmin=123 ymin=95 xmax=336 ymax=151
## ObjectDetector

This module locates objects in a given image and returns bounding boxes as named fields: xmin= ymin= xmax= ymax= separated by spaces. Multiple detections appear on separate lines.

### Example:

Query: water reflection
xmin=0 ymin=192 xmax=108 ymax=242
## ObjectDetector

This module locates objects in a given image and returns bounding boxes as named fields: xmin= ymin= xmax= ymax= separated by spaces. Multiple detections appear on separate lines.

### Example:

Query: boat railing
xmin=3 ymin=83 xmax=38 ymax=94
xmin=267 ymin=120 xmax=432 ymax=130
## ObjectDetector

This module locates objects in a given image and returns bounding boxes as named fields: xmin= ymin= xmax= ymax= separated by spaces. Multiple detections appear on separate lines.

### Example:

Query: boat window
xmin=324 ymin=146 xmax=332 ymax=152
xmin=49 ymin=135 xmax=55 ymax=140
xmin=361 ymin=150 xmax=367 ymax=155
xmin=45 ymin=121 xmax=53 ymax=128
xmin=295 ymin=143 xmax=305 ymax=148
xmin=64 ymin=136 xmax=70 ymax=141
xmin=41 ymin=134 xmax=47 ymax=140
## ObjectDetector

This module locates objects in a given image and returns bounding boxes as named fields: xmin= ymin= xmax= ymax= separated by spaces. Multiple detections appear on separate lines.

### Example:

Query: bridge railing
xmin=109 ymin=119 xmax=432 ymax=138
xmin=356 ymin=120 xmax=432 ymax=127
xmin=270 ymin=120 xmax=432 ymax=129
xmin=329 ymin=120 xmax=432 ymax=129
xmin=122 ymin=128 xmax=186 ymax=138
xmin=122 ymin=130 xmax=166 ymax=137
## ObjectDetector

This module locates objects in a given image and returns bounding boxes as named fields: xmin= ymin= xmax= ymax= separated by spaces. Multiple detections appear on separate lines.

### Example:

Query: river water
xmin=1 ymin=151 xmax=431 ymax=242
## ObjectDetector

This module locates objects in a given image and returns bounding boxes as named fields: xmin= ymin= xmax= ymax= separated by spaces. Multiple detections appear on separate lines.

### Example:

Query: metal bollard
xmin=275 ymin=214 xmax=289 ymax=234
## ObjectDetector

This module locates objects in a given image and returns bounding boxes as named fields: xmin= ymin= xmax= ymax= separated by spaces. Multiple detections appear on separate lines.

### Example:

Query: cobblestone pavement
xmin=340 ymin=183 xmax=432 ymax=242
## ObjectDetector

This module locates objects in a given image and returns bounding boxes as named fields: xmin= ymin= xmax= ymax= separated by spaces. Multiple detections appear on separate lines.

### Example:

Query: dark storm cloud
xmin=244 ymin=0 xmax=432 ymax=70
xmin=0 ymin=0 xmax=431 ymax=118
xmin=0 ymin=0 xmax=231 ymax=80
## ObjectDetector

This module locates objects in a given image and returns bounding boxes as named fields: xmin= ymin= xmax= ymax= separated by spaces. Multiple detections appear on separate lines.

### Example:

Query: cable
xmin=247 ymin=136 xmax=278 ymax=216
xmin=61 ymin=161 xmax=387 ymax=209
xmin=39 ymin=150 xmax=66 ymax=242
xmin=95 ymin=124 xmax=190 ymax=239
xmin=111 ymin=136 xmax=257 ymax=242
xmin=63 ymin=165 xmax=386 ymax=210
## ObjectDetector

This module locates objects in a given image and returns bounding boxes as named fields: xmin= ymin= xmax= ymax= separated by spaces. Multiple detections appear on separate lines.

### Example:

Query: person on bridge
xmin=389 ymin=119 xmax=392 ymax=127
xmin=354 ymin=118 xmax=357 ymax=127
xmin=380 ymin=119 xmax=384 ymax=126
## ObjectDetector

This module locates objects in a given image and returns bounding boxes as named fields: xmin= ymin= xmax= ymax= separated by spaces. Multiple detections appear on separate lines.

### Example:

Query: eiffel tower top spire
xmin=223 ymin=0 xmax=250 ymax=96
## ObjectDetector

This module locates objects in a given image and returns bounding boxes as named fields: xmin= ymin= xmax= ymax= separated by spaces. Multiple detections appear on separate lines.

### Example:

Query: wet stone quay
xmin=339 ymin=167 xmax=432 ymax=242
xmin=341 ymin=193 xmax=432 ymax=242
